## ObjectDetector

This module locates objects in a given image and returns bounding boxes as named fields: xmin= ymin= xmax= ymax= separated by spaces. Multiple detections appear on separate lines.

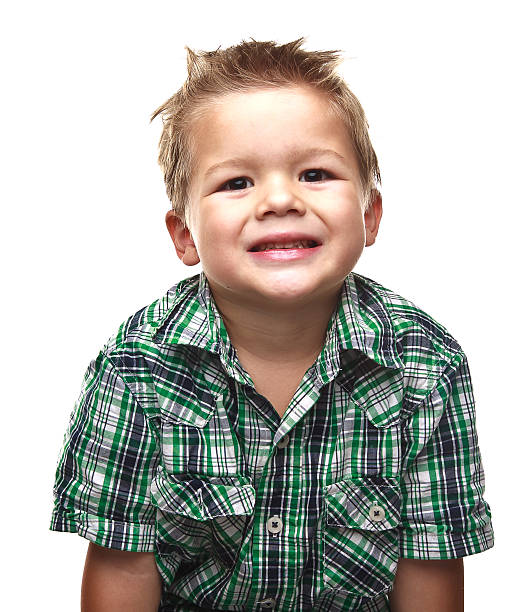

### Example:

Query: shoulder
xmin=350 ymin=273 xmax=469 ymax=417
xmin=351 ymin=273 xmax=463 ymax=365
xmin=74 ymin=274 xmax=216 ymax=423
xmin=101 ymin=274 xmax=201 ymax=358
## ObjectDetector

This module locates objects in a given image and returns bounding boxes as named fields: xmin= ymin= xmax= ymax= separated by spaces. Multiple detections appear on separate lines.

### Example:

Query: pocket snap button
xmin=266 ymin=515 xmax=283 ymax=534
xmin=369 ymin=504 xmax=386 ymax=522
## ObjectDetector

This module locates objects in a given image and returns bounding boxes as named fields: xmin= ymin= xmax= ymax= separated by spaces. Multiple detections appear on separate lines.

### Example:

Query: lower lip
xmin=248 ymin=245 xmax=322 ymax=261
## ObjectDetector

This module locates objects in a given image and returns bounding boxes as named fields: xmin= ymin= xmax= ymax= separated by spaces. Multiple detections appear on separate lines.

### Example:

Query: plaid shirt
xmin=51 ymin=272 xmax=493 ymax=611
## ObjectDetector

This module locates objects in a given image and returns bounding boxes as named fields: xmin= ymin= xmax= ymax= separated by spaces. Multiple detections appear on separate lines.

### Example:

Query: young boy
xmin=51 ymin=38 xmax=494 ymax=611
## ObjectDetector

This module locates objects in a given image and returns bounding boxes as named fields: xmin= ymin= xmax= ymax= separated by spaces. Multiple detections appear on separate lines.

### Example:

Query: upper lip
xmin=247 ymin=232 xmax=322 ymax=252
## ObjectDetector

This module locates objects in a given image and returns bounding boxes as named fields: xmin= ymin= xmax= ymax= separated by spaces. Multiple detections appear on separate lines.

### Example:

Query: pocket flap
xmin=151 ymin=469 xmax=255 ymax=521
xmin=157 ymin=375 xmax=217 ymax=428
xmin=336 ymin=354 xmax=404 ymax=429
xmin=325 ymin=477 xmax=400 ymax=531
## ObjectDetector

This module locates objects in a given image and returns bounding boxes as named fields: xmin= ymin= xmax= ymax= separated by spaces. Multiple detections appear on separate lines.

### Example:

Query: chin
xmin=259 ymin=282 xmax=330 ymax=305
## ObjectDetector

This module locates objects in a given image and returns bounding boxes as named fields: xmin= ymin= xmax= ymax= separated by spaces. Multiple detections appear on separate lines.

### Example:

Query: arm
xmin=81 ymin=543 xmax=162 ymax=612
xmin=51 ymin=353 xmax=162 ymax=606
xmin=388 ymin=558 xmax=464 ymax=612
xmin=393 ymin=353 xmax=492 ymax=608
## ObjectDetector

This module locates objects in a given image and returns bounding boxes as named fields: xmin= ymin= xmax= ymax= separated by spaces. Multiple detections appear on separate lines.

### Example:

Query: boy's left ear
xmin=364 ymin=190 xmax=383 ymax=247
xmin=165 ymin=210 xmax=200 ymax=266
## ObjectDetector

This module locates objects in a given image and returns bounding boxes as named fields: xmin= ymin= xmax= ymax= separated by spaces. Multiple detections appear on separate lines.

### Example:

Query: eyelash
xmin=218 ymin=169 xmax=334 ymax=191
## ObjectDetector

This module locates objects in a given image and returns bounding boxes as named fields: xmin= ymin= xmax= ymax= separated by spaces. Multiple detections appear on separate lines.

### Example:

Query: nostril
xmin=267 ymin=207 xmax=304 ymax=217
xmin=257 ymin=193 xmax=306 ymax=217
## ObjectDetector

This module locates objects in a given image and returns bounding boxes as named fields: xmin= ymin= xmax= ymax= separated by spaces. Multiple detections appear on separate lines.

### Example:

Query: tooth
xmin=253 ymin=240 xmax=318 ymax=251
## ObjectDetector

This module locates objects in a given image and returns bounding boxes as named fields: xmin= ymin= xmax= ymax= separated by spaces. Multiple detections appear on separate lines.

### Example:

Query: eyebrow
xmin=203 ymin=147 xmax=347 ymax=179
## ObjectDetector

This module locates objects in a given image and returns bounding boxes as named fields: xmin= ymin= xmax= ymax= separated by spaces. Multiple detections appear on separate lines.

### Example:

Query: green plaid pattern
xmin=51 ymin=272 xmax=493 ymax=611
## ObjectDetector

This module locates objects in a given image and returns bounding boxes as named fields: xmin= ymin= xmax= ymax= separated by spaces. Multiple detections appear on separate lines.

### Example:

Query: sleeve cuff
xmin=399 ymin=521 xmax=494 ymax=560
xmin=50 ymin=507 xmax=156 ymax=552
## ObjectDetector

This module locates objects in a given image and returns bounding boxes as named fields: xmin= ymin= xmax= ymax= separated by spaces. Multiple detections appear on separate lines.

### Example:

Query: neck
xmin=210 ymin=286 xmax=342 ymax=364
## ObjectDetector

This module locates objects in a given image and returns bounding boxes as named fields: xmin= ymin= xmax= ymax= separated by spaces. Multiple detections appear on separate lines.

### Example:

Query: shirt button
xmin=369 ymin=503 xmax=386 ymax=522
xmin=266 ymin=515 xmax=283 ymax=535
xmin=258 ymin=598 xmax=276 ymax=608
xmin=276 ymin=434 xmax=289 ymax=448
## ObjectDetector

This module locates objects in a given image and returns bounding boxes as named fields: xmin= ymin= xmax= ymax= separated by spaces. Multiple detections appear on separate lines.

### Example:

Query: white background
xmin=1 ymin=0 xmax=522 ymax=609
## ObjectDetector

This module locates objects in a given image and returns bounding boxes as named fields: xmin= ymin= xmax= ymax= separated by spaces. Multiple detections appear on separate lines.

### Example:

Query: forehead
xmin=189 ymin=86 xmax=355 ymax=175
xmin=198 ymin=85 xmax=334 ymax=123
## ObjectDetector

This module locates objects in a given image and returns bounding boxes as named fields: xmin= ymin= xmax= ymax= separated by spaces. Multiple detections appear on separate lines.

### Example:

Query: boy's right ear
xmin=165 ymin=210 xmax=200 ymax=266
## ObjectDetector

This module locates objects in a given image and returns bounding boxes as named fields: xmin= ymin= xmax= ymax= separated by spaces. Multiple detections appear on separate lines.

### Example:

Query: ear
xmin=165 ymin=210 xmax=200 ymax=266
xmin=364 ymin=190 xmax=383 ymax=247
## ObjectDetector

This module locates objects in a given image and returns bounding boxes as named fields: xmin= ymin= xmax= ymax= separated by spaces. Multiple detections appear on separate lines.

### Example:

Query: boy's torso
xmin=52 ymin=272 xmax=494 ymax=611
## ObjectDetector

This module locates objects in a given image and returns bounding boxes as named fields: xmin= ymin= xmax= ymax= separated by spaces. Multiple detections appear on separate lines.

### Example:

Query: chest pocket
xmin=151 ymin=467 xmax=255 ymax=570
xmin=158 ymin=377 xmax=244 ymax=477
xmin=322 ymin=477 xmax=401 ymax=598
xmin=332 ymin=356 xmax=404 ymax=481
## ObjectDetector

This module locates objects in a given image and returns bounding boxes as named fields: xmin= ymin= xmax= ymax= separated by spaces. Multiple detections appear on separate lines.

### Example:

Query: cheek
xmin=199 ymin=215 xmax=231 ymax=245
xmin=316 ymin=183 xmax=364 ymax=220
xmin=199 ymin=201 xmax=246 ymax=241
xmin=329 ymin=206 xmax=367 ymax=259
xmin=193 ymin=212 xmax=239 ymax=266
xmin=329 ymin=201 xmax=365 ymax=234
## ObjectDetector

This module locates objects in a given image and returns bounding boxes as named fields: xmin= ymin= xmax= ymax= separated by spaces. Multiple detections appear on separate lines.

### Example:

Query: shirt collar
xmin=152 ymin=273 xmax=252 ymax=384
xmin=154 ymin=272 xmax=403 ymax=373
xmin=334 ymin=273 xmax=404 ymax=370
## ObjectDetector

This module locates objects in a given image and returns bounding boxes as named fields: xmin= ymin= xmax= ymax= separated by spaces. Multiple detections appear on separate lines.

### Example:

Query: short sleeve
xmin=50 ymin=351 xmax=160 ymax=552
xmin=398 ymin=352 xmax=494 ymax=559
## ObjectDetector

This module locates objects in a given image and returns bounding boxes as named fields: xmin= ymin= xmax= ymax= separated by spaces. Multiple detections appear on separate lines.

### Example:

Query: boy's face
xmin=167 ymin=86 xmax=382 ymax=310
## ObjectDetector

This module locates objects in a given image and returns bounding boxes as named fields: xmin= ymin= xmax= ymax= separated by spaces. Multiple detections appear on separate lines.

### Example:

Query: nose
xmin=255 ymin=175 xmax=306 ymax=219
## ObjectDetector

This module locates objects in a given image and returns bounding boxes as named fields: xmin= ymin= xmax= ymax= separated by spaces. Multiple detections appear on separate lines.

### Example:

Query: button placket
xmin=276 ymin=434 xmax=289 ymax=449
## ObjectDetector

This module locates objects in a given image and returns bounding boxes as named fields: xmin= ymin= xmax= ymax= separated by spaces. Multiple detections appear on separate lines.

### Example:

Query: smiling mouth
xmin=249 ymin=240 xmax=320 ymax=252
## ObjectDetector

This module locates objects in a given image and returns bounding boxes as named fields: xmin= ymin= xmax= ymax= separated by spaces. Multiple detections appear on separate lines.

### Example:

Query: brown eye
xmin=300 ymin=169 xmax=332 ymax=182
xmin=220 ymin=177 xmax=253 ymax=191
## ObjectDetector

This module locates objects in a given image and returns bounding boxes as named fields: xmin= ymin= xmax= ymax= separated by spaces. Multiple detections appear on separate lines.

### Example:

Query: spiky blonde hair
xmin=151 ymin=37 xmax=380 ymax=225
